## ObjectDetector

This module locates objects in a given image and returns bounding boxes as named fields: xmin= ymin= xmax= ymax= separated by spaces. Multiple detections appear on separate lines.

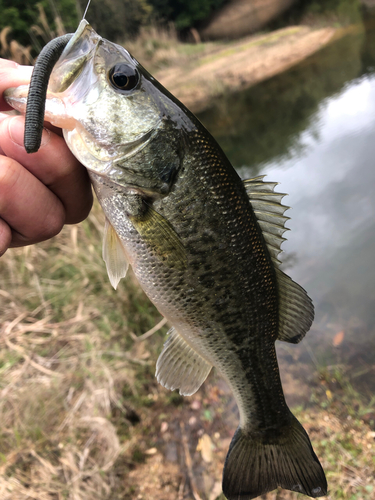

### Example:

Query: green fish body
xmin=6 ymin=21 xmax=327 ymax=499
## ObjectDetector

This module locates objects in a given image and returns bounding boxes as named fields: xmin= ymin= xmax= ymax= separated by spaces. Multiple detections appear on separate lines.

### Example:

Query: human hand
xmin=0 ymin=58 xmax=93 ymax=256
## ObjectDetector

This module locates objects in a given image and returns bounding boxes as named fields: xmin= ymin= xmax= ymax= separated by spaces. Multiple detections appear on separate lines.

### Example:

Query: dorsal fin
xmin=244 ymin=175 xmax=289 ymax=267
xmin=276 ymin=268 xmax=314 ymax=343
xmin=244 ymin=176 xmax=314 ymax=343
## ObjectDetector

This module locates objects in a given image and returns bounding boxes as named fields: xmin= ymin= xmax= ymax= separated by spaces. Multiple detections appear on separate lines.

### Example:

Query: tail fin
xmin=222 ymin=414 xmax=327 ymax=499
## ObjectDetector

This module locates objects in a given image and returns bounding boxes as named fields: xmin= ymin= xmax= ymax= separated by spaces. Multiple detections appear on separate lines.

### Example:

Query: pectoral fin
xmin=102 ymin=218 xmax=129 ymax=289
xmin=129 ymin=206 xmax=187 ymax=269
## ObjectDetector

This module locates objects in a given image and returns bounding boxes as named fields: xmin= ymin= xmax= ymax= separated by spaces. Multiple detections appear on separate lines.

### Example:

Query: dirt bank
xmin=200 ymin=0 xmax=297 ymax=40
xmin=156 ymin=25 xmax=337 ymax=113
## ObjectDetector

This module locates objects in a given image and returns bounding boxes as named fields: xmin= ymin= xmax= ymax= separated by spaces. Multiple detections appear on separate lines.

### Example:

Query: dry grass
xmin=123 ymin=23 xmax=217 ymax=73
xmin=1 ymin=18 xmax=215 ymax=73
xmin=0 ymin=202 xmax=166 ymax=499
xmin=0 ymin=27 xmax=33 ymax=65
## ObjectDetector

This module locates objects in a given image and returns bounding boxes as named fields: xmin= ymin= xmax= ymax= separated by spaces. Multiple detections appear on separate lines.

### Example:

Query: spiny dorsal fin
xmin=244 ymin=175 xmax=289 ymax=267
xmin=244 ymin=176 xmax=314 ymax=343
xmin=156 ymin=327 xmax=212 ymax=396
xmin=102 ymin=218 xmax=129 ymax=289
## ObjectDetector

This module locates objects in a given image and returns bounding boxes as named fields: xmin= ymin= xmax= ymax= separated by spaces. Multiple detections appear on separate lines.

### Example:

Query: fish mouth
xmin=4 ymin=21 xmax=102 ymax=130
xmin=48 ymin=20 xmax=101 ymax=94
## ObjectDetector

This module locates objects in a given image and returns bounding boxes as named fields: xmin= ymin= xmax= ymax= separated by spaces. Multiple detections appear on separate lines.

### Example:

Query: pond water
xmin=198 ymin=16 xmax=375 ymax=400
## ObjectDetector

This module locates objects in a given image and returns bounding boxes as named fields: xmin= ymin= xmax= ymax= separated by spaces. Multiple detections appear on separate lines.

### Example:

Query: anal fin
xmin=156 ymin=327 xmax=212 ymax=396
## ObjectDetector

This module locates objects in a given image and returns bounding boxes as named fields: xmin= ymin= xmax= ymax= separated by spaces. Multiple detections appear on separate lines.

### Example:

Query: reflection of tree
xmin=198 ymin=26 xmax=365 ymax=170
xmin=360 ymin=16 xmax=375 ymax=75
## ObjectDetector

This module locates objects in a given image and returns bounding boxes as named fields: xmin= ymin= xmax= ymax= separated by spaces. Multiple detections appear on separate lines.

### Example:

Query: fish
xmin=5 ymin=20 xmax=327 ymax=500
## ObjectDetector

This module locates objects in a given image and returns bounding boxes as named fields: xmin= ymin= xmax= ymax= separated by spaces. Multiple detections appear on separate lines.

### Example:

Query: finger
xmin=0 ymin=115 xmax=93 ymax=224
xmin=0 ymin=217 xmax=12 ymax=256
xmin=0 ymin=59 xmax=63 ymax=137
xmin=0 ymin=59 xmax=33 ymax=111
xmin=0 ymin=155 xmax=65 ymax=247
xmin=0 ymin=112 xmax=11 ymax=155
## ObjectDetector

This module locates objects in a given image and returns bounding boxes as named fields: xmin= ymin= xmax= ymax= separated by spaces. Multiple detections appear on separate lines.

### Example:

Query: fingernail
xmin=7 ymin=116 xmax=24 ymax=146
xmin=8 ymin=116 xmax=51 ymax=150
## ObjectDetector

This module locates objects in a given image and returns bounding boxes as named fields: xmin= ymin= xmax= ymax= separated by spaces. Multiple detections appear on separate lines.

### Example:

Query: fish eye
xmin=108 ymin=64 xmax=139 ymax=91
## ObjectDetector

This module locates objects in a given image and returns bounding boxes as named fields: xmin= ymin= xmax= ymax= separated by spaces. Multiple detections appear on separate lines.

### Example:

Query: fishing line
xmin=24 ymin=0 xmax=95 ymax=153
xmin=82 ymin=0 xmax=92 ymax=20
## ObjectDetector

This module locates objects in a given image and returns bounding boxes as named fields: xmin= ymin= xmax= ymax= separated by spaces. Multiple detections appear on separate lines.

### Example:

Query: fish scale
xmin=5 ymin=19 xmax=327 ymax=500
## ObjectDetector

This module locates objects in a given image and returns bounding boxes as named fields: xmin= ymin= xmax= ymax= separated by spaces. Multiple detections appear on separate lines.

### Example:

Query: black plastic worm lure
xmin=24 ymin=34 xmax=73 ymax=154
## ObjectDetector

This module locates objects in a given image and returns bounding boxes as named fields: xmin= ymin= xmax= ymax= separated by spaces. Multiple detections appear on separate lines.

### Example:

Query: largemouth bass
xmin=5 ymin=20 xmax=327 ymax=499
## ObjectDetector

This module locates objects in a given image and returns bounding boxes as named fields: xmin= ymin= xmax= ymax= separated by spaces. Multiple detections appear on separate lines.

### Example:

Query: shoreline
xmin=155 ymin=25 xmax=339 ymax=113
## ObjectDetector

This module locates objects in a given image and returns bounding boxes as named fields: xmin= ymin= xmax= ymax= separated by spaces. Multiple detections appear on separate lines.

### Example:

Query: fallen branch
xmin=132 ymin=317 xmax=168 ymax=342
xmin=179 ymin=421 xmax=203 ymax=500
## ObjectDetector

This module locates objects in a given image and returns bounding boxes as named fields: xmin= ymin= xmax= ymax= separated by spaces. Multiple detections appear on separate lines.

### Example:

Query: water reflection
xmin=264 ymin=75 xmax=375 ymax=331
xmin=198 ymin=19 xmax=375 ymax=397
xmin=198 ymin=24 xmax=365 ymax=170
